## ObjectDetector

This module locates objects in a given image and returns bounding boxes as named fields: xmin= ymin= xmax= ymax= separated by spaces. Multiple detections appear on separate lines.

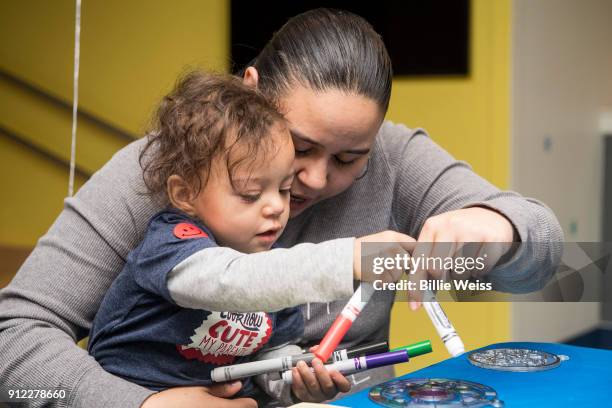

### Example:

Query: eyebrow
xmin=290 ymin=128 xmax=371 ymax=155
xmin=233 ymin=173 xmax=294 ymax=185
xmin=290 ymin=128 xmax=322 ymax=147
xmin=232 ymin=177 xmax=262 ymax=185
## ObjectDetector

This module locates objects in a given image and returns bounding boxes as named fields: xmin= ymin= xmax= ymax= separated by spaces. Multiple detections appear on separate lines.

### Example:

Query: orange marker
xmin=314 ymin=283 xmax=375 ymax=362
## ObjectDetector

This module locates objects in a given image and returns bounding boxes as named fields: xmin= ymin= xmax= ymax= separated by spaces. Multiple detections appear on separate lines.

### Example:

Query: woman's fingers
xmin=355 ymin=209 xmax=515 ymax=311
xmin=205 ymin=381 xmax=243 ymax=398
xmin=406 ymin=208 xmax=515 ymax=311
xmin=203 ymin=382 xmax=259 ymax=408
xmin=429 ymin=238 xmax=457 ymax=280
xmin=407 ymin=223 xmax=437 ymax=308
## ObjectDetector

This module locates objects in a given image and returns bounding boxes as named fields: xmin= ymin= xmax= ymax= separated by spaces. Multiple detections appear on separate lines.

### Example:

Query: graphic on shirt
xmin=177 ymin=311 xmax=272 ymax=364
xmin=173 ymin=223 xmax=208 ymax=239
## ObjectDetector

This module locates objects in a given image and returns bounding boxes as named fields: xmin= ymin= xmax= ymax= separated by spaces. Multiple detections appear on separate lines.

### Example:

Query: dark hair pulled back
xmin=253 ymin=8 xmax=392 ymax=112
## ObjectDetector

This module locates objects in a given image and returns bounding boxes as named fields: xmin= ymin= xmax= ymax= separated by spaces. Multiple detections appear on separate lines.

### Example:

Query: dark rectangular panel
xmin=230 ymin=1 xmax=470 ymax=77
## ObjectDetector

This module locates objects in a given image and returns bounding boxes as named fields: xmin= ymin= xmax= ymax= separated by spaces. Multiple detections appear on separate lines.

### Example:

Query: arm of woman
xmin=383 ymin=122 xmax=564 ymax=293
xmin=0 ymin=140 xmax=161 ymax=407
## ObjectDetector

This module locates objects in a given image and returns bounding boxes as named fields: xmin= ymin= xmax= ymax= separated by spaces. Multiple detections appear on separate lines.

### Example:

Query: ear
xmin=243 ymin=66 xmax=259 ymax=88
xmin=167 ymin=175 xmax=197 ymax=216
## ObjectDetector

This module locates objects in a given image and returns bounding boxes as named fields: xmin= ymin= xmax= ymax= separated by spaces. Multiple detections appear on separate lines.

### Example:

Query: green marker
xmin=390 ymin=340 xmax=432 ymax=358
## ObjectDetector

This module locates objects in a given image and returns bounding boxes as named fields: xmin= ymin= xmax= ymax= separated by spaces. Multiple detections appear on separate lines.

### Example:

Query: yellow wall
xmin=1 ymin=0 xmax=511 ymax=374
xmin=0 ymin=0 xmax=229 ymax=247
xmin=388 ymin=0 xmax=512 ymax=374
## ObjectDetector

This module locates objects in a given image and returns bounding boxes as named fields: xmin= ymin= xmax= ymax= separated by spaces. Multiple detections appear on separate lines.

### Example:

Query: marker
xmin=210 ymin=341 xmax=388 ymax=382
xmin=314 ymin=283 xmax=375 ymax=362
xmin=390 ymin=340 xmax=433 ymax=357
xmin=422 ymin=290 xmax=465 ymax=356
xmin=282 ymin=350 xmax=409 ymax=384
xmin=310 ymin=341 xmax=389 ymax=365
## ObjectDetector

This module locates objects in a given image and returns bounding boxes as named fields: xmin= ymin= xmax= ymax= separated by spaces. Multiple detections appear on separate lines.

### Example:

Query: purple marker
xmin=281 ymin=350 xmax=409 ymax=384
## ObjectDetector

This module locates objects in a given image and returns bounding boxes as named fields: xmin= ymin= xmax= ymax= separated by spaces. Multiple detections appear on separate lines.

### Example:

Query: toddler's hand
xmin=353 ymin=231 xmax=416 ymax=282
xmin=291 ymin=358 xmax=351 ymax=403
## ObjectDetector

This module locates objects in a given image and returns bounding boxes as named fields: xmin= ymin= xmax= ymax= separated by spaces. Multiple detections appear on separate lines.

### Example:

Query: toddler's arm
xmin=167 ymin=240 xmax=354 ymax=312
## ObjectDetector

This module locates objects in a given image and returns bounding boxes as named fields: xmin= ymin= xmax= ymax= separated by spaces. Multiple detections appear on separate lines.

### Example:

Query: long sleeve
xmin=383 ymin=123 xmax=564 ymax=292
xmin=0 ymin=140 xmax=160 ymax=408
xmin=167 ymin=239 xmax=355 ymax=312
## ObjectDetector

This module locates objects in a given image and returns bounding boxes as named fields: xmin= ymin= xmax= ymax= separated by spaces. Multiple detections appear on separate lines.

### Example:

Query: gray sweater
xmin=0 ymin=122 xmax=563 ymax=407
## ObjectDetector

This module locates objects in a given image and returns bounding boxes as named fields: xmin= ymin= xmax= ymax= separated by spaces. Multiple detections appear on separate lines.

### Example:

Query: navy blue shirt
xmin=88 ymin=210 xmax=303 ymax=391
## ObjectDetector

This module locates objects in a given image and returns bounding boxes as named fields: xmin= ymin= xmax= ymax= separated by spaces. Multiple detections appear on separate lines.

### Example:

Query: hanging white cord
xmin=68 ymin=0 xmax=81 ymax=197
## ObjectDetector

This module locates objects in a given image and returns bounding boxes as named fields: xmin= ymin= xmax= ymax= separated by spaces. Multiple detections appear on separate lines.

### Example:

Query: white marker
xmin=422 ymin=290 xmax=465 ymax=357
xmin=281 ymin=350 xmax=409 ymax=384
xmin=210 ymin=341 xmax=388 ymax=382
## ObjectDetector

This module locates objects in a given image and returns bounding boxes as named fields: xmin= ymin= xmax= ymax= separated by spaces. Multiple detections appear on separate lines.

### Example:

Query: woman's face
xmin=278 ymin=85 xmax=384 ymax=217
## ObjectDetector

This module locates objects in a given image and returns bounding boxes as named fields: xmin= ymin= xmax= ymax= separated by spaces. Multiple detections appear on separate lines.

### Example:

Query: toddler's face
xmin=191 ymin=124 xmax=294 ymax=253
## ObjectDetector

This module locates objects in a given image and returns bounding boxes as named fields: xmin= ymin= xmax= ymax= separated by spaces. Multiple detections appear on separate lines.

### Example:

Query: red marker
xmin=314 ymin=283 xmax=375 ymax=362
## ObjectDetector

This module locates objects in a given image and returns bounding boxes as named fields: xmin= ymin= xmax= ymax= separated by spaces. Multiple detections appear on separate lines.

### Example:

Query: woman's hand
xmin=290 ymin=358 xmax=351 ymax=403
xmin=353 ymin=231 xmax=416 ymax=282
xmin=141 ymin=381 xmax=257 ymax=408
xmin=408 ymin=207 xmax=516 ymax=309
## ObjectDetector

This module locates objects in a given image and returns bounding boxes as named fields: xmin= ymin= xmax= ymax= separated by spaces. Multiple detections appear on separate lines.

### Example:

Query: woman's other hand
xmin=141 ymin=381 xmax=257 ymax=408
xmin=408 ymin=207 xmax=515 ymax=309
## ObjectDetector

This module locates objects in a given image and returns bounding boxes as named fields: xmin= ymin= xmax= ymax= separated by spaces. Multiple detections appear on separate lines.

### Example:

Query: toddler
xmin=88 ymin=71 xmax=301 ymax=394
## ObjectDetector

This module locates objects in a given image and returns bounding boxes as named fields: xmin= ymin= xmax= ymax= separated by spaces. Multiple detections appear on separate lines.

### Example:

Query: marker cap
xmin=365 ymin=350 xmax=409 ymax=369
xmin=391 ymin=340 xmax=433 ymax=358
xmin=446 ymin=336 xmax=465 ymax=357
xmin=346 ymin=341 xmax=389 ymax=358
xmin=314 ymin=317 xmax=352 ymax=361
xmin=281 ymin=370 xmax=293 ymax=384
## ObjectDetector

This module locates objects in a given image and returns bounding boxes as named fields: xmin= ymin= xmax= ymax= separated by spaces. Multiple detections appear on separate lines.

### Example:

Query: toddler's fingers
xmin=329 ymin=370 xmax=351 ymax=393
xmin=312 ymin=358 xmax=336 ymax=399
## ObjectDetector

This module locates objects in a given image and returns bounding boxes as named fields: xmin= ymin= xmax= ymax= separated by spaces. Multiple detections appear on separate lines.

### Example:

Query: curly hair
xmin=140 ymin=70 xmax=287 ymax=200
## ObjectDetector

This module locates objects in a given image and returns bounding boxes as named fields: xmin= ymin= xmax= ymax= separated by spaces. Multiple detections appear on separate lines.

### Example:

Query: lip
xmin=255 ymin=227 xmax=281 ymax=242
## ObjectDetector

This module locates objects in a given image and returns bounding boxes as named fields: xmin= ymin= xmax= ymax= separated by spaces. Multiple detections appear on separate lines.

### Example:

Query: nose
xmin=262 ymin=193 xmax=285 ymax=218
xmin=296 ymin=158 xmax=327 ymax=191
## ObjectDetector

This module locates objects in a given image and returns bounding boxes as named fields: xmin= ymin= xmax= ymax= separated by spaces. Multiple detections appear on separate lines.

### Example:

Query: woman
xmin=0 ymin=8 xmax=562 ymax=408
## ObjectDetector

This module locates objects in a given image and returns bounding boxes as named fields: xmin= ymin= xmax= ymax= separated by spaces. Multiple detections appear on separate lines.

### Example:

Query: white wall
xmin=511 ymin=0 xmax=612 ymax=341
